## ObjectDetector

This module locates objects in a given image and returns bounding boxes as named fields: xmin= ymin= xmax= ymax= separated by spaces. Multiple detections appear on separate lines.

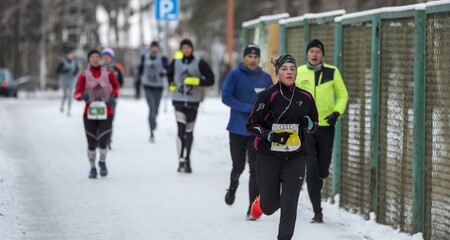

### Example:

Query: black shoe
xmin=184 ymin=160 xmax=192 ymax=173
xmin=149 ymin=132 xmax=155 ymax=143
xmin=177 ymin=158 xmax=185 ymax=172
xmin=310 ymin=213 xmax=323 ymax=223
xmin=98 ymin=161 xmax=108 ymax=177
xmin=225 ymin=181 xmax=239 ymax=205
xmin=89 ymin=168 xmax=97 ymax=179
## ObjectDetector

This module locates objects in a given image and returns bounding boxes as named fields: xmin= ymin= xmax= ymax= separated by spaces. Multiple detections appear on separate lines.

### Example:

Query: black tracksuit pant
xmin=83 ymin=115 xmax=113 ymax=150
xmin=304 ymin=126 xmax=335 ymax=215
xmin=175 ymin=106 xmax=198 ymax=160
xmin=228 ymin=133 xmax=258 ymax=209
xmin=256 ymin=153 xmax=306 ymax=240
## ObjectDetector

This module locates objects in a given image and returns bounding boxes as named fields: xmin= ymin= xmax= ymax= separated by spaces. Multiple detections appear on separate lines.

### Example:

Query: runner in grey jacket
xmin=167 ymin=38 xmax=214 ymax=173
xmin=138 ymin=41 xmax=169 ymax=142
xmin=56 ymin=48 xmax=78 ymax=116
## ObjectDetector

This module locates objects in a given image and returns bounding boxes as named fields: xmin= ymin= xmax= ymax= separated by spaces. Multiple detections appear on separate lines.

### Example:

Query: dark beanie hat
xmin=243 ymin=44 xmax=260 ymax=57
xmin=273 ymin=55 xmax=297 ymax=75
xmin=180 ymin=38 xmax=194 ymax=50
xmin=306 ymin=39 xmax=325 ymax=56
xmin=87 ymin=49 xmax=101 ymax=60
xmin=150 ymin=41 xmax=160 ymax=48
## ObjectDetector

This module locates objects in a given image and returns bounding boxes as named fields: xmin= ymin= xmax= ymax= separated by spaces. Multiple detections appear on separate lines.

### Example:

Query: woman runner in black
xmin=246 ymin=55 xmax=318 ymax=240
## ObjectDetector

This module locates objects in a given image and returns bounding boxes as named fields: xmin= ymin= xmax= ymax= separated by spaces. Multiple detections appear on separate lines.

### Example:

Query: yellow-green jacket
xmin=295 ymin=63 xmax=348 ymax=126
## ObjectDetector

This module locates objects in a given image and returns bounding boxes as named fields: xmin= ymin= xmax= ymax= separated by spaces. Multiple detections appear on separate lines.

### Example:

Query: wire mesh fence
xmin=424 ymin=11 xmax=450 ymax=240
xmin=340 ymin=22 xmax=373 ymax=218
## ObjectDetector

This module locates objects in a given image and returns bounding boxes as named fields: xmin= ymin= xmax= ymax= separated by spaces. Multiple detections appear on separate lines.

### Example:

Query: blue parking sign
xmin=155 ymin=0 xmax=179 ymax=21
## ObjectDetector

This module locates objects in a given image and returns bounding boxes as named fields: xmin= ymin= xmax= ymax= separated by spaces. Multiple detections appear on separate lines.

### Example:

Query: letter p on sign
xmin=155 ymin=0 xmax=179 ymax=21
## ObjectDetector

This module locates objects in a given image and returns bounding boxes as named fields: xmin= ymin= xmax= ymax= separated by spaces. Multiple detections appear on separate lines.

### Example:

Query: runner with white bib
xmin=74 ymin=49 xmax=120 ymax=179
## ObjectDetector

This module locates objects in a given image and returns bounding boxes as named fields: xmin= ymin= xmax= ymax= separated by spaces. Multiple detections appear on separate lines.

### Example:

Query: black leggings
xmin=229 ymin=133 xmax=258 ymax=207
xmin=256 ymin=153 xmax=306 ymax=240
xmin=174 ymin=106 xmax=198 ymax=160
xmin=304 ymin=126 xmax=335 ymax=215
xmin=83 ymin=115 xmax=113 ymax=150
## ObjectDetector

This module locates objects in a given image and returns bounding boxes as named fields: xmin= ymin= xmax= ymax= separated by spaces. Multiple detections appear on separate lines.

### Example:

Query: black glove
xmin=300 ymin=116 xmax=313 ymax=130
xmin=82 ymin=92 xmax=90 ymax=103
xmin=267 ymin=131 xmax=292 ymax=145
xmin=108 ymin=95 xmax=116 ymax=106
xmin=325 ymin=112 xmax=340 ymax=127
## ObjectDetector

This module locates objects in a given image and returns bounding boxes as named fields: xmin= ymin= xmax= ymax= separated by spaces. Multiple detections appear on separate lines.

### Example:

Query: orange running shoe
xmin=250 ymin=196 xmax=263 ymax=219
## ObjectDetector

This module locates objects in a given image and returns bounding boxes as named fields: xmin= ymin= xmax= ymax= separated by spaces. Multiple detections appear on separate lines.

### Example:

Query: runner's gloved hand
xmin=267 ymin=131 xmax=293 ymax=145
xmin=184 ymin=77 xmax=200 ymax=86
xmin=108 ymin=95 xmax=116 ymax=106
xmin=169 ymin=82 xmax=177 ymax=92
xmin=325 ymin=111 xmax=340 ymax=127
xmin=82 ymin=92 xmax=90 ymax=103
xmin=300 ymin=116 xmax=313 ymax=130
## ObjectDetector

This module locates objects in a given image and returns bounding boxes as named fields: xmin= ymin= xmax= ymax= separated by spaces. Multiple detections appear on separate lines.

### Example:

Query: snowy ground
xmin=0 ymin=92 xmax=424 ymax=240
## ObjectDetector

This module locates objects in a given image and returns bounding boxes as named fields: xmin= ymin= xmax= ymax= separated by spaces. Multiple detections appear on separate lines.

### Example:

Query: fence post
xmin=370 ymin=14 xmax=381 ymax=217
xmin=332 ymin=20 xmax=343 ymax=197
xmin=279 ymin=23 xmax=286 ymax=55
xmin=303 ymin=19 xmax=310 ymax=63
xmin=242 ymin=27 xmax=248 ymax=53
xmin=412 ymin=7 xmax=426 ymax=234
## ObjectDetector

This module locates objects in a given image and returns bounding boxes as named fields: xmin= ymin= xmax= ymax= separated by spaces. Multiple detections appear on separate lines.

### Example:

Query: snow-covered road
xmin=0 ymin=94 xmax=422 ymax=240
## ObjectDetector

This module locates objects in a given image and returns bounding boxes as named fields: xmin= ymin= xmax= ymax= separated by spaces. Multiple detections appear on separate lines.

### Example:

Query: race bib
xmin=270 ymin=124 xmax=301 ymax=152
xmin=87 ymin=101 xmax=107 ymax=120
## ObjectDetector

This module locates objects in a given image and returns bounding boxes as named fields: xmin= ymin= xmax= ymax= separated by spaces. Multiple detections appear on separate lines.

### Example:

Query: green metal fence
xmin=334 ymin=4 xmax=449 ymax=239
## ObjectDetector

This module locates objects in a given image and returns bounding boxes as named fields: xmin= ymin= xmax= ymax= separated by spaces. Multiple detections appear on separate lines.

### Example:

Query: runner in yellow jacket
xmin=295 ymin=39 xmax=348 ymax=224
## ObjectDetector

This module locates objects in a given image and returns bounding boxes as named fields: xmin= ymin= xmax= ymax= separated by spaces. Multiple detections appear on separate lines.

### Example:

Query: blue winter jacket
xmin=222 ymin=62 xmax=273 ymax=136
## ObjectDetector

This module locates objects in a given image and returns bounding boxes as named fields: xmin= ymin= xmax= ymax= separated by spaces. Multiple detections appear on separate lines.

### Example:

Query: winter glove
xmin=267 ymin=131 xmax=293 ymax=145
xmin=108 ymin=95 xmax=116 ymax=106
xmin=169 ymin=82 xmax=177 ymax=92
xmin=325 ymin=111 xmax=340 ymax=127
xmin=300 ymin=116 xmax=313 ymax=130
xmin=184 ymin=77 xmax=200 ymax=86
xmin=82 ymin=92 xmax=90 ymax=103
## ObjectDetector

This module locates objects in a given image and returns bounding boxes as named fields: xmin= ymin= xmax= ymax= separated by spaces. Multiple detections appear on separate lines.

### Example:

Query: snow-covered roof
xmin=335 ymin=3 xmax=426 ymax=22
xmin=427 ymin=0 xmax=450 ymax=8
xmin=242 ymin=13 xmax=289 ymax=28
xmin=279 ymin=10 xmax=346 ymax=25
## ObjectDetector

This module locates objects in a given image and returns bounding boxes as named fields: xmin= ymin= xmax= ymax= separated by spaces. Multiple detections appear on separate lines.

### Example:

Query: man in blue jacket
xmin=222 ymin=44 xmax=273 ymax=220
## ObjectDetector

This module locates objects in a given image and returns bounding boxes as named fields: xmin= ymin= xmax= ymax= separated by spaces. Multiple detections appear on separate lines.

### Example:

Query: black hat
xmin=87 ymin=49 xmax=101 ymax=60
xmin=273 ymin=55 xmax=297 ymax=75
xmin=150 ymin=41 xmax=160 ymax=48
xmin=180 ymin=38 xmax=194 ymax=50
xmin=306 ymin=39 xmax=325 ymax=56
xmin=243 ymin=44 xmax=260 ymax=57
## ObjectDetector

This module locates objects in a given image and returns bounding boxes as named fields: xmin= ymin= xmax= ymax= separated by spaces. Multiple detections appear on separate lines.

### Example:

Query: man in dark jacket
xmin=222 ymin=44 xmax=273 ymax=220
